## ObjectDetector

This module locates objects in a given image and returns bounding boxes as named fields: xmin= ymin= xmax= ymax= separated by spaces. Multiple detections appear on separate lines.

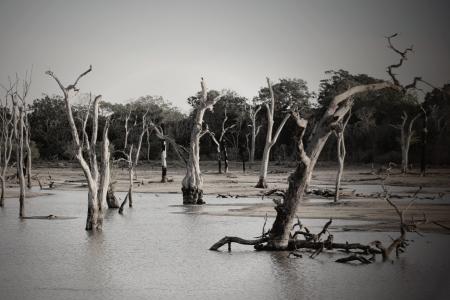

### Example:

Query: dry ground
xmin=3 ymin=160 xmax=450 ymax=232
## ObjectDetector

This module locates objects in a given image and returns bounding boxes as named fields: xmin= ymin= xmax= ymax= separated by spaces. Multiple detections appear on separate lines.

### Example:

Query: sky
xmin=1 ymin=0 xmax=449 ymax=112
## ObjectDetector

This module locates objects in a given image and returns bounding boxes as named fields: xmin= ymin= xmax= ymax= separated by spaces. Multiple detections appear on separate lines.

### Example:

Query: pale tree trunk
xmin=17 ymin=107 xmax=26 ymax=218
xmin=249 ymin=106 xmax=262 ymax=165
xmin=420 ymin=106 xmax=428 ymax=176
xmin=222 ymin=140 xmax=229 ymax=174
xmin=0 ymin=90 xmax=14 ymax=207
xmin=161 ymin=139 xmax=168 ymax=182
xmin=148 ymin=122 xmax=183 ymax=183
xmin=334 ymin=110 xmax=351 ymax=203
xmin=24 ymin=115 xmax=32 ymax=189
xmin=397 ymin=111 xmax=421 ymax=174
xmin=182 ymin=78 xmax=223 ymax=204
xmin=128 ymin=166 xmax=134 ymax=207
xmin=47 ymin=66 xmax=109 ymax=230
xmin=256 ymin=78 xmax=290 ymax=188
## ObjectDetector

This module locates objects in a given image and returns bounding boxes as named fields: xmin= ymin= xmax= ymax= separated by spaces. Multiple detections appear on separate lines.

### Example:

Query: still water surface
xmin=1 ymin=190 xmax=449 ymax=299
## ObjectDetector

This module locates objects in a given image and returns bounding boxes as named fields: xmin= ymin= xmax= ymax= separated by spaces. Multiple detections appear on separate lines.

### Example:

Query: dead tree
xmin=0 ymin=83 xmax=15 ymax=207
xmin=210 ymin=34 xmax=422 ymax=252
xmin=256 ymin=78 xmax=291 ymax=188
xmin=333 ymin=108 xmax=351 ymax=202
xmin=248 ymin=104 xmax=262 ymax=166
xmin=419 ymin=105 xmax=428 ymax=176
xmin=206 ymin=108 xmax=236 ymax=174
xmin=124 ymin=106 xmax=133 ymax=149
xmin=149 ymin=121 xmax=187 ymax=182
xmin=46 ymin=66 xmax=111 ymax=230
xmin=11 ymin=74 xmax=31 ymax=217
xmin=211 ymin=81 xmax=399 ymax=250
xmin=121 ymin=107 xmax=149 ymax=208
xmin=181 ymin=78 xmax=223 ymax=204
xmin=392 ymin=111 xmax=421 ymax=174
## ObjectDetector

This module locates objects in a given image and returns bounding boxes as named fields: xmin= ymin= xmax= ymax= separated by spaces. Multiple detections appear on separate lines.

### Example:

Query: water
xmin=1 ymin=190 xmax=449 ymax=300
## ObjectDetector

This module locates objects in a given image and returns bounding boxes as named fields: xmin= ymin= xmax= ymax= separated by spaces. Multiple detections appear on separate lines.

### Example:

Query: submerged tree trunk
xmin=211 ymin=81 xmax=399 ymax=251
xmin=0 ymin=176 xmax=5 ymax=207
xmin=47 ymin=66 xmax=109 ymax=230
xmin=16 ymin=108 xmax=26 ymax=218
xmin=182 ymin=78 xmax=223 ymax=204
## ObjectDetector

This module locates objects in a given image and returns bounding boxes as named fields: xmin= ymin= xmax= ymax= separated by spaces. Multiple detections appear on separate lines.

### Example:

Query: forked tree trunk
xmin=256 ymin=78 xmax=290 ymax=188
xmin=1 ymin=85 xmax=16 ymax=207
xmin=182 ymin=78 xmax=223 ymax=204
xmin=47 ymin=66 xmax=110 ymax=230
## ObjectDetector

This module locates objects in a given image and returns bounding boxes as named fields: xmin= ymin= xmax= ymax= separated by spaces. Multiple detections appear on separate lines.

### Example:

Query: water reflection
xmin=0 ymin=190 xmax=449 ymax=300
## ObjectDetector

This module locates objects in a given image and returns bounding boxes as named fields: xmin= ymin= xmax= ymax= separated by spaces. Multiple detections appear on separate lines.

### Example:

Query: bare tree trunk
xmin=0 ymin=176 xmax=5 ymax=207
xmin=182 ymin=78 xmax=223 ymax=204
xmin=146 ymin=128 xmax=151 ymax=162
xmin=398 ymin=111 xmax=420 ymax=174
xmin=420 ymin=107 xmax=428 ymax=176
xmin=24 ymin=120 xmax=32 ymax=189
xmin=128 ymin=167 xmax=133 ymax=207
xmin=334 ymin=110 xmax=351 ymax=203
xmin=256 ymin=78 xmax=290 ymax=188
xmin=17 ymin=107 xmax=26 ymax=218
xmin=47 ymin=66 xmax=109 ymax=230
xmin=222 ymin=140 xmax=229 ymax=174
xmin=161 ymin=139 xmax=168 ymax=182
xmin=249 ymin=106 xmax=261 ymax=166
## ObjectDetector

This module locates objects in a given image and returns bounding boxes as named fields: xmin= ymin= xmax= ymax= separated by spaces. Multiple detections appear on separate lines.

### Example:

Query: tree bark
xmin=420 ymin=107 xmax=428 ymax=176
xmin=182 ymin=78 xmax=223 ymax=204
xmin=24 ymin=118 xmax=32 ymax=189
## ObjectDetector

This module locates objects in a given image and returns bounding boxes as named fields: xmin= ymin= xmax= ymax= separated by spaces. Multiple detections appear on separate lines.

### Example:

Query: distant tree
xmin=255 ymin=78 xmax=311 ymax=188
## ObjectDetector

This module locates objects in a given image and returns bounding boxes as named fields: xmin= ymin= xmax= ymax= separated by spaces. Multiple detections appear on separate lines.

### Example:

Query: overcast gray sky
xmin=1 ymin=0 xmax=449 ymax=111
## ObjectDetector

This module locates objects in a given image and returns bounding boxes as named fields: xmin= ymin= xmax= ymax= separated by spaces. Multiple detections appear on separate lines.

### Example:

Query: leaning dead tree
xmin=46 ymin=66 xmax=112 ymax=230
xmin=333 ymin=108 xmax=351 ymax=202
xmin=392 ymin=111 xmax=421 ymax=174
xmin=256 ymin=78 xmax=291 ymax=188
xmin=181 ymin=78 xmax=223 ymax=204
xmin=211 ymin=81 xmax=402 ymax=252
xmin=210 ymin=34 xmax=423 ymax=255
xmin=0 ymin=83 xmax=15 ymax=207
xmin=206 ymin=108 xmax=236 ymax=174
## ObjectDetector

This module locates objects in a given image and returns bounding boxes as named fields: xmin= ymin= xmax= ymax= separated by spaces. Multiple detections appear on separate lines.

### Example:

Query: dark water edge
xmin=1 ymin=190 xmax=449 ymax=300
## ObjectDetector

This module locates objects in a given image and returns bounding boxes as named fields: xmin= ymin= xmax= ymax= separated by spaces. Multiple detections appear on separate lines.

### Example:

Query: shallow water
xmin=1 ymin=190 xmax=450 ymax=300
